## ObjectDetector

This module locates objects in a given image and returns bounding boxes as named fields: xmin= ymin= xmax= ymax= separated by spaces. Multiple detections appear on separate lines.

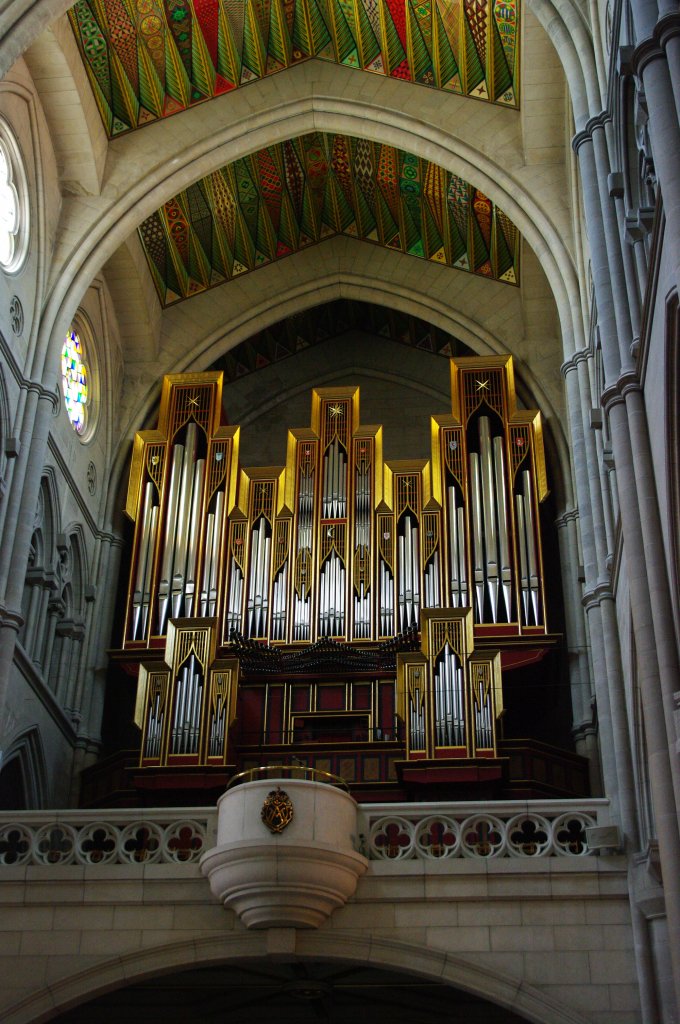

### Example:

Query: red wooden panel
xmin=379 ymin=682 xmax=395 ymax=739
xmin=317 ymin=685 xmax=346 ymax=710
xmin=237 ymin=686 xmax=265 ymax=745
xmin=352 ymin=684 xmax=371 ymax=710
xmin=292 ymin=684 xmax=311 ymax=711
xmin=267 ymin=685 xmax=285 ymax=743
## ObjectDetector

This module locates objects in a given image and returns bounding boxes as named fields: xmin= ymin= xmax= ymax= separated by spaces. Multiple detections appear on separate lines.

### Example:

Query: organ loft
xmin=96 ymin=355 xmax=588 ymax=806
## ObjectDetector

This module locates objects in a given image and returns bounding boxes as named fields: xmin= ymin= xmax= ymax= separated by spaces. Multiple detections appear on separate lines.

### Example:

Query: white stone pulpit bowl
xmin=200 ymin=777 xmax=368 ymax=929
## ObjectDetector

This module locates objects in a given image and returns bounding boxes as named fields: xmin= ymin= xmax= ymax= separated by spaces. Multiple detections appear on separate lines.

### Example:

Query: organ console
xmin=114 ymin=356 xmax=586 ymax=800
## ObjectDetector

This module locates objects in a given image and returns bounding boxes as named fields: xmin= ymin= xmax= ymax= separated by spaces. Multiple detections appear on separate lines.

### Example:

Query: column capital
xmin=22 ymin=380 xmax=59 ymax=412
xmin=657 ymin=10 xmax=680 ymax=48
xmin=601 ymin=382 xmax=624 ymax=413
xmin=554 ymin=508 xmax=580 ymax=529
xmin=601 ymin=369 xmax=642 ymax=413
xmin=560 ymin=348 xmax=591 ymax=377
xmin=582 ymin=581 xmax=615 ymax=609
xmin=572 ymin=111 xmax=612 ymax=153
xmin=633 ymin=12 xmax=680 ymax=75
xmin=0 ymin=604 xmax=24 ymax=631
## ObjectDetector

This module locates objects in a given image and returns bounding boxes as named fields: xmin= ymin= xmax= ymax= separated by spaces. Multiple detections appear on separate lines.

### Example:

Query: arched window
xmin=61 ymin=313 xmax=99 ymax=440
xmin=61 ymin=327 xmax=89 ymax=433
xmin=0 ymin=118 xmax=29 ymax=274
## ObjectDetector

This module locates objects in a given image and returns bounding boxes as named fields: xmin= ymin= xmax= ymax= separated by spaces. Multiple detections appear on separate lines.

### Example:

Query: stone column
xmin=21 ymin=571 xmax=43 ymax=659
xmin=40 ymin=597 xmax=64 ymax=686
xmin=634 ymin=29 xmax=680 ymax=297
xmin=53 ymin=625 xmax=73 ymax=705
xmin=574 ymin=118 xmax=680 ymax=1017
xmin=0 ymin=389 xmax=55 ymax=719
xmin=78 ymin=532 xmax=124 ymax=748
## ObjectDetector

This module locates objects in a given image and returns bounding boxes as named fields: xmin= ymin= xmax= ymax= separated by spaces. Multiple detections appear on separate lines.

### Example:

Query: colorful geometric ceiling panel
xmin=208 ymin=299 xmax=473 ymax=381
xmin=68 ymin=0 xmax=520 ymax=137
xmin=138 ymin=132 xmax=520 ymax=306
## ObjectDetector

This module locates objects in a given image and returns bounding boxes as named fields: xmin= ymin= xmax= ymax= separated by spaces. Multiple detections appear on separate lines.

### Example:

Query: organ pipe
xmin=124 ymin=359 xmax=548 ymax=650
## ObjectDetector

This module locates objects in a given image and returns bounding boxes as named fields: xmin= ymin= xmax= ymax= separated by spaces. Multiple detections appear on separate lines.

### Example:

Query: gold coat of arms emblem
xmin=261 ymin=787 xmax=294 ymax=833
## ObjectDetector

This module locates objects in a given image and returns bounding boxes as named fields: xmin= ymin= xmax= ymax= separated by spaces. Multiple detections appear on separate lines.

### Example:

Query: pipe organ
xmin=122 ymin=357 xmax=564 ymax=796
xmin=398 ymin=610 xmax=503 ymax=762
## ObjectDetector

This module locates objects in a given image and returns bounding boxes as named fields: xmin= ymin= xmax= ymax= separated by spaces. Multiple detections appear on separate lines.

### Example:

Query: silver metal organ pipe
xmin=339 ymin=445 xmax=346 ymax=517
xmin=227 ymin=558 xmax=243 ymax=637
xmin=355 ymin=466 xmax=370 ymax=546
xmin=336 ymin=555 xmax=343 ymax=634
xmin=437 ymin=654 xmax=445 ymax=745
xmin=424 ymin=550 xmax=439 ymax=609
xmin=323 ymin=446 xmax=331 ymax=518
xmin=142 ymin=505 xmax=159 ymax=636
xmin=493 ymin=436 xmax=512 ymax=621
xmin=209 ymin=491 xmax=224 ymax=617
xmin=405 ymin=518 xmax=413 ymax=622
xmin=246 ymin=524 xmax=259 ymax=636
xmin=132 ymin=482 xmax=154 ymax=639
xmin=457 ymin=507 xmax=468 ymax=606
xmin=438 ymin=655 xmax=446 ymax=745
xmin=448 ymin=486 xmax=460 ymax=607
xmin=412 ymin=525 xmax=420 ymax=621
xmin=262 ymin=536 xmax=271 ymax=634
xmin=199 ymin=513 xmax=215 ymax=617
xmin=247 ymin=518 xmax=270 ymax=637
xmin=469 ymin=453 xmax=485 ymax=621
xmin=295 ymin=467 xmax=314 ymax=639
xmin=479 ymin=418 xmax=499 ymax=623
xmin=328 ymin=554 xmax=335 ymax=635
xmin=272 ymin=561 xmax=288 ymax=641
xmin=255 ymin=525 xmax=268 ymax=635
xmin=522 ymin=470 xmax=540 ymax=624
xmin=456 ymin=667 xmax=464 ymax=746
xmin=331 ymin=441 xmax=339 ymax=518
xmin=516 ymin=493 xmax=530 ymax=625
xmin=158 ymin=441 xmax=185 ymax=632
xmin=171 ymin=663 xmax=187 ymax=753
xmin=171 ymin=423 xmax=198 ymax=619
xmin=448 ymin=647 xmax=456 ymax=746
xmin=319 ymin=557 xmax=328 ymax=635
xmin=146 ymin=693 xmax=163 ymax=759
xmin=397 ymin=533 xmax=406 ymax=630
xmin=183 ymin=457 xmax=205 ymax=618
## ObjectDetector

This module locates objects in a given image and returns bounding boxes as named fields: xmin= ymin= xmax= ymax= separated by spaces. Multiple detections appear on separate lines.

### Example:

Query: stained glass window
xmin=62 ymin=329 xmax=89 ymax=433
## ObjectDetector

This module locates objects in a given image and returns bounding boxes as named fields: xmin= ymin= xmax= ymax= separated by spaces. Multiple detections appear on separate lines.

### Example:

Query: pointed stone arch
xmin=0 ymin=725 xmax=47 ymax=808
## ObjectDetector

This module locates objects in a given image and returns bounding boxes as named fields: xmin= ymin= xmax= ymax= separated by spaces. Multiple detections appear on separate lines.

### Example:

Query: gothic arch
xmin=104 ymin=265 xmax=572 ymax=531
xmin=62 ymin=525 xmax=88 ymax=621
xmin=34 ymin=69 xmax=584 ymax=389
xmin=7 ymin=931 xmax=593 ymax=1024
xmin=0 ymin=725 xmax=46 ymax=809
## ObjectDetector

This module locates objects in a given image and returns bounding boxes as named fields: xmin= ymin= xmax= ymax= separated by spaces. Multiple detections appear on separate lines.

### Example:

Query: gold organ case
xmin=111 ymin=356 xmax=588 ymax=802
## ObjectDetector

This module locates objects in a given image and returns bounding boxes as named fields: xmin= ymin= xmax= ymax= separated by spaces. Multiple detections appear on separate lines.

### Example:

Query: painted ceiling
xmin=68 ymin=0 xmax=519 ymax=137
xmin=138 ymin=131 xmax=520 ymax=305
xmin=208 ymin=298 xmax=473 ymax=381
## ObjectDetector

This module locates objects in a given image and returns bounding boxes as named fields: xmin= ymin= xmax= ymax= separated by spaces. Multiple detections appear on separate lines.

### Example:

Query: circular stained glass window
xmin=0 ymin=121 xmax=29 ymax=274
xmin=61 ymin=328 xmax=89 ymax=433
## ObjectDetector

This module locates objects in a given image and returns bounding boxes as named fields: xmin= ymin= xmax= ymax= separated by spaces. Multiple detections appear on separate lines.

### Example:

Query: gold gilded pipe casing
xmin=420 ymin=608 xmax=474 ymax=662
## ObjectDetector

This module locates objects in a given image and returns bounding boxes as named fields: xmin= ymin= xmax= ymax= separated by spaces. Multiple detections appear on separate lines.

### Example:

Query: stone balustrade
xmin=0 ymin=799 xmax=610 ymax=867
